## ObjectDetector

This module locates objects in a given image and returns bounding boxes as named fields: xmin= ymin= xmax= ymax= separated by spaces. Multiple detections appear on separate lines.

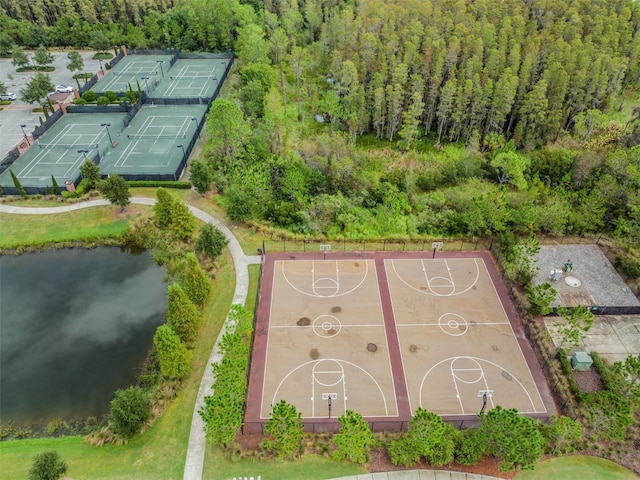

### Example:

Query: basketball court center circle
xmin=312 ymin=315 xmax=342 ymax=338
xmin=438 ymin=313 xmax=469 ymax=336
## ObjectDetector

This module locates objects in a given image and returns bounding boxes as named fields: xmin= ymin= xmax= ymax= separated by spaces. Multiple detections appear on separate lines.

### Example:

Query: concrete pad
xmin=600 ymin=353 xmax=631 ymax=364
xmin=608 ymin=317 xmax=640 ymax=336
xmin=582 ymin=335 xmax=630 ymax=354
xmin=618 ymin=333 xmax=640 ymax=355
xmin=370 ymin=473 xmax=391 ymax=479
xmin=587 ymin=319 xmax=616 ymax=335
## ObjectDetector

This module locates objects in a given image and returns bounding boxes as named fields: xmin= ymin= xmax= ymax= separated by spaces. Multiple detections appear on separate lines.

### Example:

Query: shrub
xmin=28 ymin=451 xmax=67 ymax=480
xmin=196 ymin=223 xmax=228 ymax=259
xmin=96 ymin=96 xmax=110 ymax=105
xmin=109 ymin=386 xmax=150 ymax=440
xmin=614 ymin=255 xmax=640 ymax=279
xmin=153 ymin=324 xmax=192 ymax=379
xmin=200 ymin=306 xmax=252 ymax=447
xmin=126 ymin=180 xmax=191 ymax=189
xmin=104 ymin=90 xmax=118 ymax=102
xmin=75 ymin=178 xmax=92 ymax=196
xmin=262 ymin=400 xmax=305 ymax=459
xmin=72 ymin=97 xmax=87 ymax=105
xmin=81 ymin=90 xmax=96 ymax=102
xmin=332 ymin=410 xmax=376 ymax=463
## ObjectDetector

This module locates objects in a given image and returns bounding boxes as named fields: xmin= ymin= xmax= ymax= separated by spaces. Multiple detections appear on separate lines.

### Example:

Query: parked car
xmin=55 ymin=85 xmax=74 ymax=93
xmin=0 ymin=92 xmax=17 ymax=101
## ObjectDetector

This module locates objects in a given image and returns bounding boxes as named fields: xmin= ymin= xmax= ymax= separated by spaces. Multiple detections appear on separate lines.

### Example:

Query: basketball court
xmin=245 ymin=250 xmax=554 ymax=432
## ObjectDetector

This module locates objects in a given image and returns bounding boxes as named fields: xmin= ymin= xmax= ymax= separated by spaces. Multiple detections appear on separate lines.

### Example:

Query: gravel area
xmin=533 ymin=244 xmax=639 ymax=307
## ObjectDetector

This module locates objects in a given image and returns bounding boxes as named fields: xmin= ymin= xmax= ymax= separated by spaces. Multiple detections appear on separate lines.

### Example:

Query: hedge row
xmin=127 ymin=180 xmax=191 ymax=189
xmin=199 ymin=305 xmax=253 ymax=447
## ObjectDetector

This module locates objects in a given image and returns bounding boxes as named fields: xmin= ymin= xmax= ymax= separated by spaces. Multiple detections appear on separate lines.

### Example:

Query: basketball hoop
xmin=319 ymin=244 xmax=331 ymax=260
xmin=431 ymin=241 xmax=444 ymax=258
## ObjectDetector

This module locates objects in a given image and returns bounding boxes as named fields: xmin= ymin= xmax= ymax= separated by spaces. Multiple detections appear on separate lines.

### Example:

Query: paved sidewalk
xmin=0 ymin=199 xmax=502 ymax=480
xmin=330 ymin=472 xmax=501 ymax=480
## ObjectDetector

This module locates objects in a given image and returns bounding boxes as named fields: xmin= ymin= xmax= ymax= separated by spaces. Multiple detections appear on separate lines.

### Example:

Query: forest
xmin=2 ymin=0 xmax=640 ymax=259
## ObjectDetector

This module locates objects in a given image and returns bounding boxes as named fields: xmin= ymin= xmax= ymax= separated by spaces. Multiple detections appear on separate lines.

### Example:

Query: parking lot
xmin=0 ymin=50 xmax=104 ymax=157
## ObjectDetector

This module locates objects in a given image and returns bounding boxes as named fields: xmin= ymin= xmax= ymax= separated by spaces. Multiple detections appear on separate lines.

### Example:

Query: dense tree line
xmin=194 ymin=0 xmax=639 ymax=252
xmin=2 ymin=0 xmax=639 ymax=252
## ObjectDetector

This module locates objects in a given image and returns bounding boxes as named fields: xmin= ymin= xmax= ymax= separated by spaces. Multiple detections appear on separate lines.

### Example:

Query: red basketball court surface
xmin=245 ymin=251 xmax=555 ymax=433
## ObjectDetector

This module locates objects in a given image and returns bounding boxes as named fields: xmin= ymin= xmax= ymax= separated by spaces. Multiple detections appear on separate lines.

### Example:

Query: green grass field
xmin=515 ymin=456 xmax=639 ymax=479
xmin=0 ymin=204 xmax=150 ymax=248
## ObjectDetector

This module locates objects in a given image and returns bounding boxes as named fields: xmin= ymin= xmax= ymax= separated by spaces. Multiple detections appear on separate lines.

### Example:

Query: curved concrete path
xmin=0 ymin=199 xmax=502 ymax=480
xmin=0 ymin=197 xmax=260 ymax=480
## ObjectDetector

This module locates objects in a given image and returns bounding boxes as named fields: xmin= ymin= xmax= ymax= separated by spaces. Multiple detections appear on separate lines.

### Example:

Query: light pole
xmin=141 ymin=76 xmax=150 ymax=93
xmin=156 ymin=60 xmax=164 ymax=77
xmin=98 ymin=59 xmax=104 ymax=75
xmin=101 ymin=123 xmax=114 ymax=146
xmin=20 ymin=124 xmax=30 ymax=146
xmin=177 ymin=144 xmax=186 ymax=158
xmin=77 ymin=149 xmax=89 ymax=161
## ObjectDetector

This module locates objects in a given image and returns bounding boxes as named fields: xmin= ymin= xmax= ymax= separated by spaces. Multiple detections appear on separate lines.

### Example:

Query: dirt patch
xmin=572 ymin=366 xmax=604 ymax=393
xmin=297 ymin=317 xmax=311 ymax=326
xmin=367 ymin=343 xmax=378 ymax=352
xmin=330 ymin=306 xmax=342 ymax=313
xmin=309 ymin=348 xmax=320 ymax=359
xmin=409 ymin=344 xmax=418 ymax=353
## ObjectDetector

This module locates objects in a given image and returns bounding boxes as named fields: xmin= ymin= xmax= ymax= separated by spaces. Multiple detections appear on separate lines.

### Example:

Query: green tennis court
xmin=150 ymin=59 xmax=227 ymax=99
xmin=0 ymin=113 xmax=125 ymax=190
xmin=98 ymin=105 xmax=207 ymax=179
xmin=93 ymin=55 xmax=173 ymax=94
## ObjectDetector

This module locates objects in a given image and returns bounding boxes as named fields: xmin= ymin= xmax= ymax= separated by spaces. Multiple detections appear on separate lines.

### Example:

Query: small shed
xmin=571 ymin=351 xmax=593 ymax=371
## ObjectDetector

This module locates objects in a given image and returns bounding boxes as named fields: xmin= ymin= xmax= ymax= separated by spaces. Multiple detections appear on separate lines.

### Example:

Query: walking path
xmin=0 ymin=199 xmax=501 ymax=480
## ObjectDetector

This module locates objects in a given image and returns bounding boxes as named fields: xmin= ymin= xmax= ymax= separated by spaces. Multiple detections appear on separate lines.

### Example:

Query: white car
xmin=55 ymin=85 xmax=74 ymax=93
xmin=0 ymin=92 xmax=17 ymax=101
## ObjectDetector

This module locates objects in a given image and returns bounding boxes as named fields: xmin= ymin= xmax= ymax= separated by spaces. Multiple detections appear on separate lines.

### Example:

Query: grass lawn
xmin=0 ymin=204 xmax=150 ymax=248
xmin=516 ymin=456 xmax=638 ymax=480
xmin=204 ymin=451 xmax=365 ymax=480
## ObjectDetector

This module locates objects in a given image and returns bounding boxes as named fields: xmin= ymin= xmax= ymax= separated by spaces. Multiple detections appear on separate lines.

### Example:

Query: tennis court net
xmin=170 ymin=75 xmax=216 ymax=81
xmin=127 ymin=133 xmax=186 ymax=140
xmin=113 ymin=70 xmax=158 ymax=77
xmin=39 ymin=143 xmax=98 ymax=150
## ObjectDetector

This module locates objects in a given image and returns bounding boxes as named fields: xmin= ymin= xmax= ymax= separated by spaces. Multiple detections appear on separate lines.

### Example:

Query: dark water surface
xmin=0 ymin=247 xmax=166 ymax=425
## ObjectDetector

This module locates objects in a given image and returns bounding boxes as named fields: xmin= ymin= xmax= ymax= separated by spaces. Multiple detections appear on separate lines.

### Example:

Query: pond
xmin=0 ymin=247 xmax=166 ymax=426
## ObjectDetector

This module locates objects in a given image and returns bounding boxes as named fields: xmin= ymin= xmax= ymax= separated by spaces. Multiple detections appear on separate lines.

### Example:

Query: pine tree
xmin=165 ymin=284 xmax=201 ymax=344
xmin=262 ymin=400 xmax=304 ymax=460
xmin=10 ymin=169 xmax=27 ymax=197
